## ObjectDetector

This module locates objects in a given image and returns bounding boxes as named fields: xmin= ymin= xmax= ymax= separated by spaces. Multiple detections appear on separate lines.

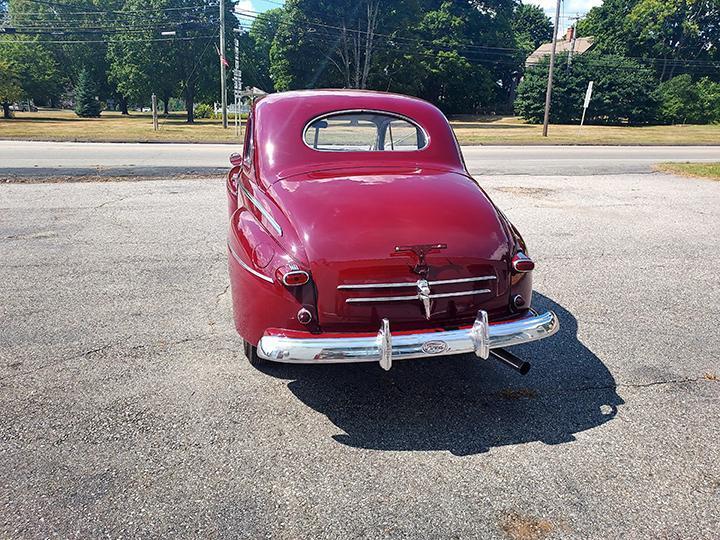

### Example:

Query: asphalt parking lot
xmin=1 ymin=171 xmax=719 ymax=538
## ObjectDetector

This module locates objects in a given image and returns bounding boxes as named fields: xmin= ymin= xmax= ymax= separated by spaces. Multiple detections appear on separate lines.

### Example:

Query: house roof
xmin=526 ymin=36 xmax=595 ymax=67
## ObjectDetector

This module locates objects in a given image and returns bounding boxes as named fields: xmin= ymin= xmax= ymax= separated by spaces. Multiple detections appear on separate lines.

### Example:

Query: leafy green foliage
xmin=512 ymin=3 xmax=553 ymax=55
xmin=658 ymin=75 xmax=720 ymax=124
xmin=74 ymin=69 xmax=102 ymax=117
xmin=578 ymin=0 xmax=719 ymax=81
xmin=0 ymin=57 xmax=23 ymax=118
xmin=515 ymin=53 xmax=659 ymax=124
xmin=194 ymin=102 xmax=213 ymax=118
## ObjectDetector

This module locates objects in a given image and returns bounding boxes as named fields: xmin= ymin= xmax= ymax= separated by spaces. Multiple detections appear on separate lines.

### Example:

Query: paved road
xmin=1 ymin=172 xmax=718 ymax=538
xmin=1 ymin=140 xmax=719 ymax=177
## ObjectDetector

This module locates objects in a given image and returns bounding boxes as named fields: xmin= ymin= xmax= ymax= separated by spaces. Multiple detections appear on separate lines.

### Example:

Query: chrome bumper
xmin=257 ymin=310 xmax=559 ymax=371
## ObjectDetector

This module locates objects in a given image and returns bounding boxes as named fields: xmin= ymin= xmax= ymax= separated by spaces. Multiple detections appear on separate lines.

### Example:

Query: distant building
xmin=526 ymin=28 xmax=595 ymax=67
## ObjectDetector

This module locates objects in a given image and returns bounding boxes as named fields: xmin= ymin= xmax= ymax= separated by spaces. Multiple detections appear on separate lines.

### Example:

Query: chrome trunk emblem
xmin=416 ymin=279 xmax=432 ymax=319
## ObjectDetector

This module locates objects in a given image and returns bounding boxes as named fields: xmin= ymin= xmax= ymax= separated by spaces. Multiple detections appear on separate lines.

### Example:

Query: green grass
xmin=2 ymin=109 xmax=720 ymax=145
xmin=655 ymin=162 xmax=720 ymax=180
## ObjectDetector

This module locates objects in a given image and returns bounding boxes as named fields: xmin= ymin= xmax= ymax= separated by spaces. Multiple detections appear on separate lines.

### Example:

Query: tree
xmin=512 ymin=3 xmax=553 ymax=54
xmin=515 ymin=52 xmax=658 ymax=124
xmin=658 ymin=74 xmax=720 ymax=124
xmin=237 ymin=8 xmax=283 ymax=93
xmin=0 ymin=57 xmax=23 ymax=118
xmin=270 ymin=0 xmax=381 ymax=91
xmin=578 ymin=0 xmax=720 ymax=82
xmin=74 ymin=68 xmax=102 ymax=117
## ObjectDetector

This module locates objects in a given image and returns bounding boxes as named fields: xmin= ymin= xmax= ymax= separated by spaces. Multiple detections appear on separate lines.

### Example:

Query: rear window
xmin=304 ymin=111 xmax=428 ymax=152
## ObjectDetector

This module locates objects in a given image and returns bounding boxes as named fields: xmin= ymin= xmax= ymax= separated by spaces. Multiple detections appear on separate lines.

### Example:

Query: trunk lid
xmin=269 ymin=168 xmax=512 ymax=331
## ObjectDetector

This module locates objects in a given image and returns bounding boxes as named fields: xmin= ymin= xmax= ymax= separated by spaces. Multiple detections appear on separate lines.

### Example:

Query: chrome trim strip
xmin=257 ymin=310 xmax=559 ymax=364
xmin=345 ymin=289 xmax=490 ymax=303
xmin=429 ymin=276 xmax=497 ymax=285
xmin=346 ymin=294 xmax=419 ymax=303
xmin=338 ymin=282 xmax=416 ymax=290
xmin=337 ymin=275 xmax=496 ymax=290
xmin=428 ymin=289 xmax=491 ymax=299
xmin=239 ymin=184 xmax=283 ymax=236
xmin=227 ymin=242 xmax=274 ymax=284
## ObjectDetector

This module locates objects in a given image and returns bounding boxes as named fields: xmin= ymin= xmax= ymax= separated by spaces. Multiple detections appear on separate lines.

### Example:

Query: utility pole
xmin=567 ymin=15 xmax=580 ymax=71
xmin=219 ymin=0 xmax=228 ymax=129
xmin=542 ymin=0 xmax=563 ymax=137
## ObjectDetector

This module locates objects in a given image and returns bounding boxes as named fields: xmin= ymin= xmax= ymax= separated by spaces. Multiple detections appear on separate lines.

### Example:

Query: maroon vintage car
xmin=226 ymin=90 xmax=558 ymax=372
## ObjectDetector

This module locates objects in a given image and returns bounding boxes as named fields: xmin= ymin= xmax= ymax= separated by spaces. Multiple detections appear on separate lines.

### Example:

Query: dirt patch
xmin=704 ymin=372 xmax=718 ymax=381
xmin=500 ymin=513 xmax=554 ymax=540
xmin=494 ymin=186 xmax=557 ymax=198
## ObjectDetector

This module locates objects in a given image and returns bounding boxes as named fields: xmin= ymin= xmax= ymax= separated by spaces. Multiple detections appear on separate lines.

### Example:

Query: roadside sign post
xmin=579 ymin=81 xmax=593 ymax=133
xmin=151 ymin=93 xmax=158 ymax=131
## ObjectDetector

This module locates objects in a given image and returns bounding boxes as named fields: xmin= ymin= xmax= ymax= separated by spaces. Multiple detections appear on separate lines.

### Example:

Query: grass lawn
xmin=1 ymin=109 xmax=719 ymax=145
xmin=655 ymin=162 xmax=720 ymax=180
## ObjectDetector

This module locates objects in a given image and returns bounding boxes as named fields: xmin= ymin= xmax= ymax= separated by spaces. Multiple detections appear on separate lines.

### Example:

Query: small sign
xmin=583 ymin=81 xmax=594 ymax=109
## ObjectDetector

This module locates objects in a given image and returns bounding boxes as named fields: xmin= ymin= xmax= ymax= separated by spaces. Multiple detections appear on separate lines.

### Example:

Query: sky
xmin=236 ymin=0 xmax=605 ymax=33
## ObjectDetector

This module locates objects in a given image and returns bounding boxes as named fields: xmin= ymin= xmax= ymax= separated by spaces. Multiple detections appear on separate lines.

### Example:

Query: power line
xmin=0 ymin=33 xmax=218 ymax=44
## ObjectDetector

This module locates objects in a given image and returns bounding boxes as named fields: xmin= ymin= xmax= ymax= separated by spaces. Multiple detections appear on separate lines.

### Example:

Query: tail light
xmin=276 ymin=264 xmax=310 ymax=286
xmin=512 ymin=252 xmax=535 ymax=273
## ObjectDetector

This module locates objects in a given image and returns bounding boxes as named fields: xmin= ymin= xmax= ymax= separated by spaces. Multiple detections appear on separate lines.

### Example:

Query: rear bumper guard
xmin=257 ymin=310 xmax=559 ymax=370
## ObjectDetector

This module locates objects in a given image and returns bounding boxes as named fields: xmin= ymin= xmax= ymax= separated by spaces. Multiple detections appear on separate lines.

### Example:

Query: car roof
xmin=252 ymin=89 xmax=465 ymax=183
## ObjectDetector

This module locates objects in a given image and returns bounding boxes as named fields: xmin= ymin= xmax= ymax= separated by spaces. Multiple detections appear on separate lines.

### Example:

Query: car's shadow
xmin=260 ymin=294 xmax=622 ymax=456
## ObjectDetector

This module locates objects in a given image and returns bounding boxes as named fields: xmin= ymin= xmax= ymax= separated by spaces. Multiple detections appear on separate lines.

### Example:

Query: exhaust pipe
xmin=490 ymin=348 xmax=531 ymax=375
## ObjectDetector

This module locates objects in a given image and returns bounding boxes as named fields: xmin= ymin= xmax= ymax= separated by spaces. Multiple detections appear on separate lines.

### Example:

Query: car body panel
xmin=226 ymin=89 xmax=536 ymax=350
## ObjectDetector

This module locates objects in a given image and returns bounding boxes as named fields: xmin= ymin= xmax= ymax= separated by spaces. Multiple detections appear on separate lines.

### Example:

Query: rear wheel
xmin=243 ymin=339 xmax=266 ymax=367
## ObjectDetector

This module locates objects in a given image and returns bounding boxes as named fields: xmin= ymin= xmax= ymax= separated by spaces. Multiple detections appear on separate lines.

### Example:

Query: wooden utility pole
xmin=542 ymin=0 xmax=563 ymax=137
xmin=219 ymin=0 xmax=228 ymax=128
xmin=151 ymin=93 xmax=158 ymax=131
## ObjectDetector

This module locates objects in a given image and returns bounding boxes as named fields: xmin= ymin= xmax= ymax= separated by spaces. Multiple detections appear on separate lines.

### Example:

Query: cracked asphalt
xmin=1 ymin=171 xmax=719 ymax=539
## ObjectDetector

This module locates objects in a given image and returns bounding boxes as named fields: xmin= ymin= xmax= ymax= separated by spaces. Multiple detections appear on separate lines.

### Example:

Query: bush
xmin=658 ymin=75 xmax=720 ymax=124
xmin=74 ymin=69 xmax=101 ymax=118
xmin=515 ymin=52 xmax=658 ymax=124
xmin=194 ymin=103 xmax=213 ymax=119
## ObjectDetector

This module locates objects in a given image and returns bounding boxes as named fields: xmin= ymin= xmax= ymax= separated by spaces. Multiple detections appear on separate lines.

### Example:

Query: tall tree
xmin=512 ymin=3 xmax=553 ymax=54
xmin=236 ymin=7 xmax=283 ymax=92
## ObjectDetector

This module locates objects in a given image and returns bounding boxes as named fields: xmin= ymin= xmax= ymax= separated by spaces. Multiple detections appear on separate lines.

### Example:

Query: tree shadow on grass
xmin=260 ymin=293 xmax=622 ymax=456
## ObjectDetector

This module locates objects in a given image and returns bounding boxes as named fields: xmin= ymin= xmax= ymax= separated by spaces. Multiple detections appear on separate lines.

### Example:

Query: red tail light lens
xmin=281 ymin=270 xmax=310 ymax=286
xmin=512 ymin=252 xmax=535 ymax=273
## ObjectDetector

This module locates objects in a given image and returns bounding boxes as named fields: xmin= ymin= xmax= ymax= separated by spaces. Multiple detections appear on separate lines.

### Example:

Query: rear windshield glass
xmin=304 ymin=111 xmax=428 ymax=152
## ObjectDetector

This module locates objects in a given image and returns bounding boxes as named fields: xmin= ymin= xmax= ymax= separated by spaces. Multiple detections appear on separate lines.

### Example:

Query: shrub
xmin=515 ymin=52 xmax=658 ymax=124
xmin=194 ymin=103 xmax=213 ymax=119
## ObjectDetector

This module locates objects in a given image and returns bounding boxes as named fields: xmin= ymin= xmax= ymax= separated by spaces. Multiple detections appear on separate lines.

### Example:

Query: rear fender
xmin=228 ymin=208 xmax=318 ymax=344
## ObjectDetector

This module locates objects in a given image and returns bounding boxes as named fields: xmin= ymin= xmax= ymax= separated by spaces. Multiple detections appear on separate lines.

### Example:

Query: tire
xmin=243 ymin=339 xmax=266 ymax=367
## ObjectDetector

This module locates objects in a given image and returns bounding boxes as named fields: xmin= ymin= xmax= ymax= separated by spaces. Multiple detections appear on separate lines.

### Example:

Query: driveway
xmin=1 ymin=172 xmax=718 ymax=538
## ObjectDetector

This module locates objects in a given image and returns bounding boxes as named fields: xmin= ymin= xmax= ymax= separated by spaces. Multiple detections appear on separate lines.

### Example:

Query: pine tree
xmin=74 ymin=69 xmax=101 ymax=118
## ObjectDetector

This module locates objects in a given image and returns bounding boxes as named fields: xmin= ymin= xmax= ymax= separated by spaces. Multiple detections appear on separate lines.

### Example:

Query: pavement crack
xmin=0 ymin=343 xmax=113 ymax=382
xmin=216 ymin=284 xmax=230 ymax=300
xmin=96 ymin=195 xmax=130 ymax=208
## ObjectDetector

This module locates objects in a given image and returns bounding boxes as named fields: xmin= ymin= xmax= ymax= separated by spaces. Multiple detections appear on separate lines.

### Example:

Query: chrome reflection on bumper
xmin=257 ymin=310 xmax=559 ymax=370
